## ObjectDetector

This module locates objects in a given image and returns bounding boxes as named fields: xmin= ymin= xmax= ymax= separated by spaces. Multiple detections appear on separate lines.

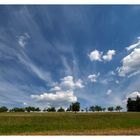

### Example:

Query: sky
xmin=1 ymin=5 xmax=140 ymax=110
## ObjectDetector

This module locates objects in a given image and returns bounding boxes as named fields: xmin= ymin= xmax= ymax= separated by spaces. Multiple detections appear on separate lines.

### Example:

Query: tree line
xmin=0 ymin=96 xmax=139 ymax=113
xmin=0 ymin=102 xmax=123 ymax=113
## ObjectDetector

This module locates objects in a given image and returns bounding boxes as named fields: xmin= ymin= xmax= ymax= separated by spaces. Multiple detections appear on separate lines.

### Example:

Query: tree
xmin=102 ymin=108 xmax=106 ymax=112
xmin=0 ymin=106 xmax=8 ymax=112
xmin=71 ymin=102 xmax=80 ymax=113
xmin=34 ymin=107 xmax=41 ymax=112
xmin=89 ymin=106 xmax=95 ymax=112
xmin=9 ymin=107 xmax=25 ymax=112
xmin=127 ymin=96 xmax=140 ymax=112
xmin=95 ymin=105 xmax=102 ymax=112
xmin=115 ymin=106 xmax=123 ymax=112
xmin=47 ymin=107 xmax=56 ymax=112
xmin=136 ymin=96 xmax=140 ymax=112
xmin=108 ymin=107 xmax=114 ymax=112
xmin=57 ymin=107 xmax=65 ymax=112
xmin=25 ymin=106 xmax=40 ymax=112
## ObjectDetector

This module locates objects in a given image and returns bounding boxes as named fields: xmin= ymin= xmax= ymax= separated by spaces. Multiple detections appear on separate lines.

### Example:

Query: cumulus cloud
xmin=103 ymin=50 xmax=116 ymax=61
xmin=88 ymin=50 xmax=102 ymax=61
xmin=123 ymin=91 xmax=140 ymax=104
xmin=88 ymin=49 xmax=116 ymax=62
xmin=126 ymin=37 xmax=140 ymax=51
xmin=126 ymin=91 xmax=140 ymax=100
xmin=88 ymin=73 xmax=100 ymax=83
xmin=118 ymin=48 xmax=140 ymax=77
xmin=60 ymin=76 xmax=84 ymax=89
xmin=31 ymin=90 xmax=77 ymax=107
xmin=31 ymin=75 xmax=84 ymax=107
xmin=106 ymin=89 xmax=112 ymax=96
xmin=18 ymin=33 xmax=30 ymax=48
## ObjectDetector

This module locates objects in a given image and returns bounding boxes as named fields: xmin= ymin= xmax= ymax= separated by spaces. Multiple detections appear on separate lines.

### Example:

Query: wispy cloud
xmin=17 ymin=51 xmax=53 ymax=84
xmin=18 ymin=33 xmax=30 ymax=48
xmin=126 ymin=37 xmax=140 ymax=51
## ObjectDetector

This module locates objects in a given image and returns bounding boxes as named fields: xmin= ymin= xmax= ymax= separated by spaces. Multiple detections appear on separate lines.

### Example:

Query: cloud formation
xmin=60 ymin=76 xmax=84 ymax=90
xmin=18 ymin=33 xmax=30 ymax=48
xmin=126 ymin=91 xmax=140 ymax=100
xmin=118 ymin=48 xmax=140 ymax=77
xmin=88 ymin=49 xmax=115 ymax=62
xmin=88 ymin=73 xmax=100 ymax=83
xmin=126 ymin=37 xmax=140 ymax=51
xmin=88 ymin=50 xmax=102 ymax=61
xmin=123 ymin=91 xmax=140 ymax=104
xmin=50 ymin=86 xmax=61 ymax=91
xmin=103 ymin=50 xmax=116 ymax=61
xmin=31 ymin=76 xmax=84 ymax=107
xmin=31 ymin=90 xmax=77 ymax=107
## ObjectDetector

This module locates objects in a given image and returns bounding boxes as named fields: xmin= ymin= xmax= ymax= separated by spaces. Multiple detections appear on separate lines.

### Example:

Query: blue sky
xmin=1 ymin=5 xmax=140 ymax=110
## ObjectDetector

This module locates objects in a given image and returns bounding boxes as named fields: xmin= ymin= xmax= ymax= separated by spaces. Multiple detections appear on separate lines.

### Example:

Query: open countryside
xmin=0 ymin=98 xmax=140 ymax=135
xmin=0 ymin=112 xmax=139 ymax=135
xmin=1 ymin=5 xmax=140 ymax=135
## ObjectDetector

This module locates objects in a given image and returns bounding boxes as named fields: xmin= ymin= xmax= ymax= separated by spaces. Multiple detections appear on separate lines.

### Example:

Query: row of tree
xmin=0 ymin=106 xmax=41 ymax=112
xmin=87 ymin=105 xmax=123 ymax=112
xmin=0 ymin=102 xmax=123 ymax=113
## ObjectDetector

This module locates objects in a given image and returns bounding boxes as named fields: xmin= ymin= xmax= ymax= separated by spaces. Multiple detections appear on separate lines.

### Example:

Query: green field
xmin=0 ymin=112 xmax=140 ymax=135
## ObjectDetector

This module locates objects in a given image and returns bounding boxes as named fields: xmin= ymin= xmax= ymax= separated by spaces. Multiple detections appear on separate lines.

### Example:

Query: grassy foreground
xmin=0 ymin=112 xmax=140 ymax=135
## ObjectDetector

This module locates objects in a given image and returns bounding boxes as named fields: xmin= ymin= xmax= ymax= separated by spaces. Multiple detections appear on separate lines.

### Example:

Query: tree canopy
xmin=71 ymin=102 xmax=80 ymax=113
xmin=127 ymin=96 xmax=140 ymax=112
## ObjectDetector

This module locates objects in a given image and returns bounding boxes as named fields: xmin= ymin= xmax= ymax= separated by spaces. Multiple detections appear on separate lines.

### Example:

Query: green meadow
xmin=0 ymin=112 xmax=140 ymax=135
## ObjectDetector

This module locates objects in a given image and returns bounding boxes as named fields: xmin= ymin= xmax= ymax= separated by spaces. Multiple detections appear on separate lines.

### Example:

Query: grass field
xmin=0 ymin=112 xmax=140 ymax=135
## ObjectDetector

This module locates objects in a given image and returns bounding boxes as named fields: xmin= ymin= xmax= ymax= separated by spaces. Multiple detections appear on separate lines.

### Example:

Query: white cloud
xmin=123 ymin=91 xmax=140 ymax=104
xmin=103 ymin=50 xmax=116 ymax=61
xmin=126 ymin=37 xmax=140 ymax=51
xmin=75 ymin=79 xmax=84 ymax=88
xmin=88 ymin=49 xmax=116 ymax=62
xmin=118 ymin=48 xmax=140 ymax=77
xmin=50 ymin=86 xmax=61 ymax=91
xmin=18 ymin=33 xmax=30 ymax=48
xmin=106 ymin=89 xmax=112 ymax=96
xmin=88 ymin=73 xmax=100 ymax=83
xmin=31 ymin=90 xmax=77 ymax=107
xmin=31 ymin=75 xmax=84 ymax=108
xmin=126 ymin=91 xmax=140 ymax=100
xmin=88 ymin=50 xmax=102 ymax=61
xmin=60 ymin=76 xmax=84 ymax=89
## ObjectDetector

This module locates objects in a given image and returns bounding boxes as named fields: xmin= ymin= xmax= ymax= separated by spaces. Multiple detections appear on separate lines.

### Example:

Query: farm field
xmin=0 ymin=112 xmax=140 ymax=135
